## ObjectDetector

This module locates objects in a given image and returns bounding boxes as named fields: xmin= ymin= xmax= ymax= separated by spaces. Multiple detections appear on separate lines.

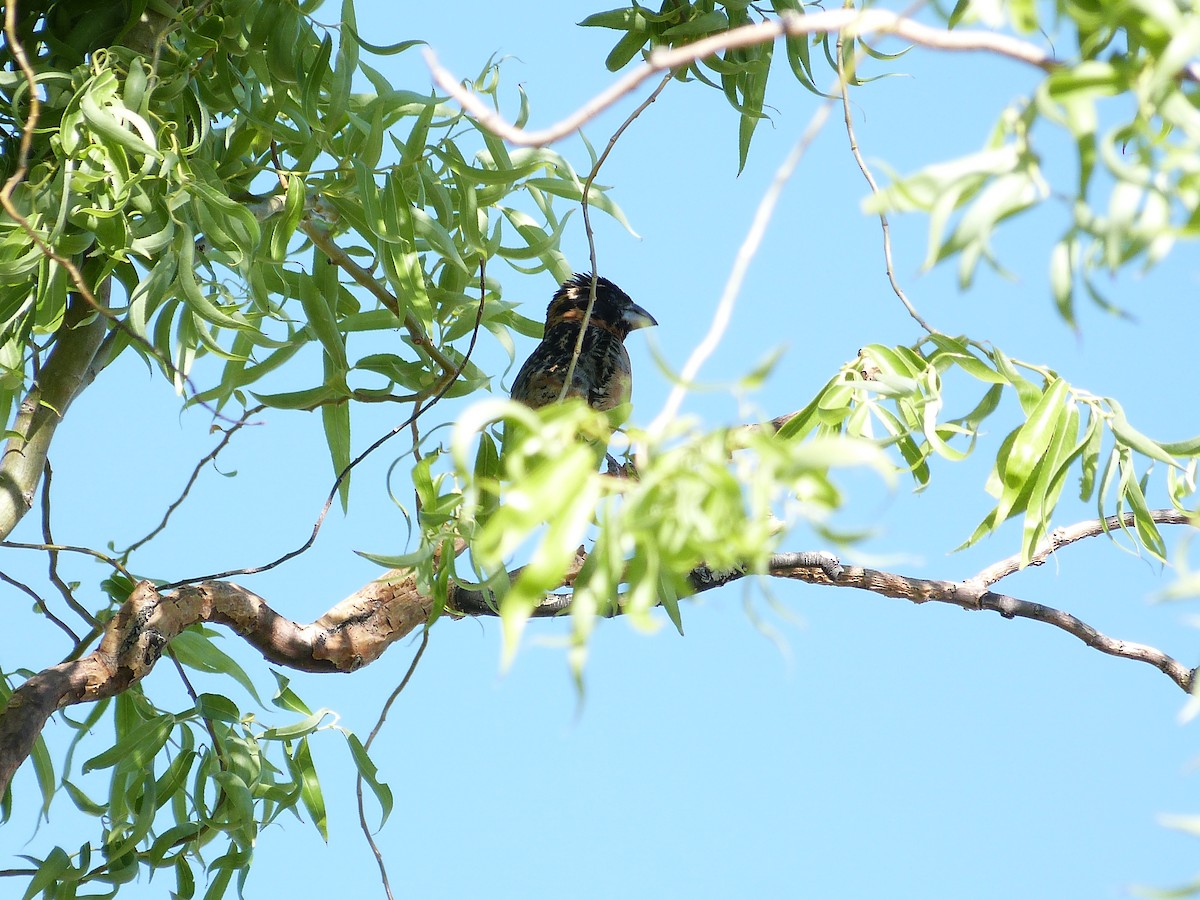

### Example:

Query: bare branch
xmin=559 ymin=70 xmax=675 ymax=404
xmin=971 ymin=509 xmax=1193 ymax=586
xmin=762 ymin=558 xmax=1196 ymax=692
xmin=121 ymin=406 xmax=266 ymax=557
xmin=427 ymin=10 xmax=1066 ymax=148
xmin=0 ymin=568 xmax=436 ymax=796
xmin=837 ymin=34 xmax=936 ymax=334
xmin=40 ymin=461 xmax=99 ymax=628
xmin=356 ymin=628 xmax=430 ymax=900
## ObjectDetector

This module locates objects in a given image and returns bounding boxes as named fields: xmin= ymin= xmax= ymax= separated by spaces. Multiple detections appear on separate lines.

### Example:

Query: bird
xmin=509 ymin=273 xmax=657 ymax=413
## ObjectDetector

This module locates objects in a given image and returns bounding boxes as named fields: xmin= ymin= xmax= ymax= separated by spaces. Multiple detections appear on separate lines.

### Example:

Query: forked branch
xmin=1 ymin=510 xmax=1194 ymax=800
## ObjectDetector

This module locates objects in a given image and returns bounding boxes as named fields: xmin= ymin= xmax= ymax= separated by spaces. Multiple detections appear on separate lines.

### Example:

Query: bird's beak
xmin=622 ymin=302 xmax=658 ymax=331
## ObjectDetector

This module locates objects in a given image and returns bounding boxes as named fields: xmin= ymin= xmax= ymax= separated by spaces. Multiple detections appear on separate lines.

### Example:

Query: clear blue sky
xmin=3 ymin=2 xmax=1200 ymax=898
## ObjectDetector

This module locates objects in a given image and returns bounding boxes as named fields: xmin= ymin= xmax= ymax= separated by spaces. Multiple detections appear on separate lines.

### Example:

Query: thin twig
xmin=41 ymin=461 xmax=99 ymax=627
xmin=971 ymin=509 xmax=1192 ymax=587
xmin=645 ymin=96 xmax=836 ymax=444
xmin=426 ymin=10 xmax=1078 ymax=148
xmin=1 ymin=540 xmax=135 ymax=582
xmin=121 ymin=405 xmax=266 ymax=557
xmin=0 ymin=569 xmax=78 ymax=642
xmin=1 ymin=1 xmax=40 ymax=199
xmin=836 ymin=34 xmax=936 ymax=334
xmin=166 ymin=648 xmax=227 ymax=766
xmin=159 ymin=264 xmax=491 ymax=591
xmin=355 ymin=628 xmax=430 ymax=900
xmin=557 ymin=70 xmax=675 ymax=404
xmin=301 ymin=220 xmax=458 ymax=377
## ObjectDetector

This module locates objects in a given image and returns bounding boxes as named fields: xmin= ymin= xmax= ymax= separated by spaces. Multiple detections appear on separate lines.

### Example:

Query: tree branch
xmin=426 ymin=10 xmax=1079 ymax=148
xmin=2 ymin=513 xmax=1194 ymax=801
xmin=0 ymin=290 xmax=108 ymax=540
xmin=300 ymin=219 xmax=458 ymax=378
xmin=970 ymin=510 xmax=1193 ymax=586
xmin=837 ymin=32 xmax=936 ymax=334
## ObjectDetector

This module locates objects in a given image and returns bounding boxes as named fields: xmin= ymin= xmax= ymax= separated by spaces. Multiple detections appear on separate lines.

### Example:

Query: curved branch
xmin=426 ymin=10 xmax=1073 ymax=147
xmin=0 ymin=568 xmax=436 ymax=796
xmin=0 ymin=290 xmax=108 ymax=540
xmin=2 ymin=515 xmax=1195 ymax=800
xmin=971 ymin=509 xmax=1192 ymax=586
xmin=760 ymin=559 xmax=1195 ymax=692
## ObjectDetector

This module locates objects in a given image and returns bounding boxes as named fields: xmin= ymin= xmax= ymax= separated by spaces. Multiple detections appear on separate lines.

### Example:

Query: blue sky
xmin=3 ymin=2 xmax=1200 ymax=898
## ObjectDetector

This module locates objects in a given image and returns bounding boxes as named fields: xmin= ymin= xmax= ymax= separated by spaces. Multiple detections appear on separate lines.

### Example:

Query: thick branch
xmin=0 ymin=569 xmax=435 ymax=796
xmin=0 ymin=290 xmax=108 ymax=540
xmin=2 ymin=517 xmax=1195 ymax=799
xmin=426 ymin=10 xmax=1082 ymax=147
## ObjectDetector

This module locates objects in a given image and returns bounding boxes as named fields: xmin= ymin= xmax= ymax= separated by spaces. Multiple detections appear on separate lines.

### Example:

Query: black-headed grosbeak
xmin=510 ymin=273 xmax=657 ymax=411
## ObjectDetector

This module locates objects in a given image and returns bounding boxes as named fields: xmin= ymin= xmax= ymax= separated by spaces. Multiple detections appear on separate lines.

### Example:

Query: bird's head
xmin=544 ymin=273 xmax=657 ymax=339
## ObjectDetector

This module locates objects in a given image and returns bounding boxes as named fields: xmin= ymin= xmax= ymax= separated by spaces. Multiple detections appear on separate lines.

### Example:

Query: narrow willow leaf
xmin=344 ymin=732 xmax=394 ymax=828
xmin=1020 ymin=401 xmax=1079 ymax=562
xmin=1004 ymin=377 xmax=1069 ymax=489
xmin=169 ymin=628 xmax=264 ymax=705
xmin=291 ymin=737 xmax=328 ymax=841
xmin=270 ymin=671 xmax=314 ymax=716
xmin=82 ymin=713 xmax=174 ymax=773
xmin=1120 ymin=455 xmax=1168 ymax=561
xmin=300 ymin=257 xmax=349 ymax=372
xmin=262 ymin=709 xmax=333 ymax=741
xmin=1109 ymin=400 xmax=1181 ymax=468
xmin=321 ymin=361 xmax=352 ymax=510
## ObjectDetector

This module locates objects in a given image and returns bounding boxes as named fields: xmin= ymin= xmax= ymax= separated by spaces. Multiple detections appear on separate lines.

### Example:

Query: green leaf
xmin=271 ymin=671 xmax=314 ymax=716
xmin=30 ymin=732 xmax=54 ymax=821
xmin=20 ymin=846 xmax=71 ymax=900
xmin=1109 ymin=400 xmax=1181 ymax=468
xmin=604 ymin=25 xmax=650 ymax=71
xmin=169 ymin=628 xmax=264 ymax=705
xmin=579 ymin=8 xmax=644 ymax=30
xmin=153 ymin=748 xmax=196 ymax=813
xmin=1119 ymin=454 xmax=1168 ymax=561
xmin=662 ymin=10 xmax=729 ymax=39
xmin=1020 ymin=400 xmax=1079 ymax=562
xmin=82 ymin=712 xmax=174 ymax=773
xmin=1002 ymin=377 xmax=1069 ymax=493
xmin=300 ymin=257 xmax=349 ymax=372
xmin=253 ymin=382 xmax=350 ymax=410
xmin=262 ymin=709 xmax=333 ymax=741
xmin=290 ymin=737 xmax=328 ymax=841
xmin=344 ymin=732 xmax=394 ymax=828
xmin=322 ymin=360 xmax=352 ymax=511
xmin=193 ymin=692 xmax=242 ymax=724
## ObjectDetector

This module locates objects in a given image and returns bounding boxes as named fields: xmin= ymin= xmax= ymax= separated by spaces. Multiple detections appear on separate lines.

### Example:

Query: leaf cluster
xmin=2 ymin=624 xmax=389 ymax=900
xmin=581 ymin=0 xmax=839 ymax=171
xmin=0 ymin=0 xmax=633 ymax=495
